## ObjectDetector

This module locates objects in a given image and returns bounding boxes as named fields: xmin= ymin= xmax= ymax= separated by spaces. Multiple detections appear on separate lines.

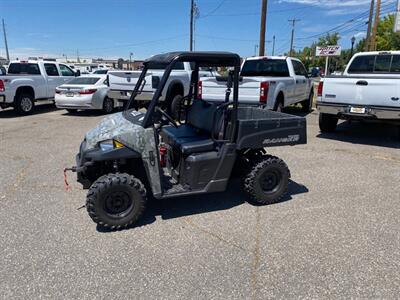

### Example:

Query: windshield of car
xmin=240 ymin=59 xmax=290 ymax=77
xmin=66 ymin=77 xmax=102 ymax=85
xmin=8 ymin=63 xmax=41 ymax=75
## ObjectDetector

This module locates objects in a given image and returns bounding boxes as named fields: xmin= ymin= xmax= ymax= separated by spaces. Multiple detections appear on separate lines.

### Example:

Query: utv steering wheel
xmin=156 ymin=107 xmax=178 ymax=128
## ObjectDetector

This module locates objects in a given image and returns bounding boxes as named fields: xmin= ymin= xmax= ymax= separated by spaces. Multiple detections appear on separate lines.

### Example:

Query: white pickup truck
xmin=107 ymin=61 xmax=192 ymax=116
xmin=107 ymin=61 xmax=218 ymax=116
xmin=0 ymin=60 xmax=78 ymax=114
xmin=200 ymin=56 xmax=314 ymax=112
xmin=317 ymin=51 xmax=400 ymax=132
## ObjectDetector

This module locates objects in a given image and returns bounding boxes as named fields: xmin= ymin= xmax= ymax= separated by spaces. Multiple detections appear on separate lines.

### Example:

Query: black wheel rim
xmin=260 ymin=169 xmax=282 ymax=193
xmin=104 ymin=191 xmax=133 ymax=217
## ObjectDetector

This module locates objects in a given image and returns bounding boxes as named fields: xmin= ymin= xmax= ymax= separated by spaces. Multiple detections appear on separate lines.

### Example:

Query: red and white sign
xmin=316 ymin=46 xmax=342 ymax=57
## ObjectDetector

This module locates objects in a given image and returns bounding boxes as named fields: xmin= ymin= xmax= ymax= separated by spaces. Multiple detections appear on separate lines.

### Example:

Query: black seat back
xmin=187 ymin=100 xmax=222 ymax=137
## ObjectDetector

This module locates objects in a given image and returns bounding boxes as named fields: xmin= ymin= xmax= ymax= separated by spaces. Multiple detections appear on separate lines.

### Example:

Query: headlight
xmin=99 ymin=139 xmax=125 ymax=151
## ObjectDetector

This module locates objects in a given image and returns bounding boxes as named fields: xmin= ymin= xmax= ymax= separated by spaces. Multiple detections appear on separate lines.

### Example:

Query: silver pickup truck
xmin=317 ymin=51 xmax=400 ymax=132
xmin=0 ymin=60 xmax=78 ymax=114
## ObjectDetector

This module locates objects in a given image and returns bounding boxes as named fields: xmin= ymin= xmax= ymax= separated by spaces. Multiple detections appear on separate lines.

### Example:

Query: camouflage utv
xmin=70 ymin=52 xmax=307 ymax=229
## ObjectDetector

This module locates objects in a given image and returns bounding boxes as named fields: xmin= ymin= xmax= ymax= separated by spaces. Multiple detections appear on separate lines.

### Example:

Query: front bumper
xmin=75 ymin=139 xmax=141 ymax=189
xmin=55 ymin=96 xmax=96 ymax=110
xmin=317 ymin=101 xmax=400 ymax=120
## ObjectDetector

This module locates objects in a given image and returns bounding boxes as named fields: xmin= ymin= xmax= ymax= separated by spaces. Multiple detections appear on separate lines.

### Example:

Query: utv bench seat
xmin=161 ymin=125 xmax=215 ymax=155
xmin=161 ymin=100 xmax=222 ymax=155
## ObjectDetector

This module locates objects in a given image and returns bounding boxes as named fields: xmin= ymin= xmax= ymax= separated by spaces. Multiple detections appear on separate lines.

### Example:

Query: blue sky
xmin=0 ymin=0 xmax=397 ymax=60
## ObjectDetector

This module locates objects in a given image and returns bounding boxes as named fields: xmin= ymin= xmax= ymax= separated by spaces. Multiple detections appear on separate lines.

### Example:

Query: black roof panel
xmin=144 ymin=51 xmax=241 ymax=67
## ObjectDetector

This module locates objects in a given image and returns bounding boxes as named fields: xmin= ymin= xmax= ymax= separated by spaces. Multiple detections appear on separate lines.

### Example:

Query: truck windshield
xmin=67 ymin=77 xmax=101 ymax=85
xmin=8 ymin=63 xmax=41 ymax=75
xmin=241 ymin=59 xmax=289 ymax=77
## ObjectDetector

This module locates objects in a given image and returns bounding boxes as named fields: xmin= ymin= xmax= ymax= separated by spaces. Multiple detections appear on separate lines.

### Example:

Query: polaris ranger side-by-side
xmin=70 ymin=52 xmax=307 ymax=229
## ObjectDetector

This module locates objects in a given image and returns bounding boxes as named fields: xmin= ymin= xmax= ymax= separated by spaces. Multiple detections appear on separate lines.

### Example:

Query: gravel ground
xmin=0 ymin=105 xmax=399 ymax=299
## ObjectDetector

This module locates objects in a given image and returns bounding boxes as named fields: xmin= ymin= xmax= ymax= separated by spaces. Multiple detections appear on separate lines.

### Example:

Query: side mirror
xmin=75 ymin=70 xmax=81 ymax=77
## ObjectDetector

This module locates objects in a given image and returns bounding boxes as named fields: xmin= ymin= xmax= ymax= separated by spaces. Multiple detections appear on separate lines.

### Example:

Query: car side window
xmin=293 ymin=60 xmax=307 ymax=76
xmin=374 ymin=55 xmax=392 ymax=72
xmin=348 ymin=55 xmax=375 ymax=73
xmin=390 ymin=55 xmax=400 ymax=73
xmin=59 ymin=64 xmax=75 ymax=76
xmin=44 ymin=63 xmax=59 ymax=76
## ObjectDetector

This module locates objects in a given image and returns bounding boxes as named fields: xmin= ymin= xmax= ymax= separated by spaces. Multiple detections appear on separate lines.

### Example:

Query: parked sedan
xmin=55 ymin=76 xmax=115 ymax=114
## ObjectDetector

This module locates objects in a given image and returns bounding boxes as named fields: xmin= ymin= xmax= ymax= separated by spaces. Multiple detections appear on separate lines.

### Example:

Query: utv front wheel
xmin=86 ymin=173 xmax=147 ymax=230
xmin=244 ymin=156 xmax=290 ymax=205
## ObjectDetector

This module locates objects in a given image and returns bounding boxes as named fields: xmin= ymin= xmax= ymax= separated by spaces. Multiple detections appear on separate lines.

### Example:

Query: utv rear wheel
xmin=319 ymin=113 xmax=338 ymax=132
xmin=86 ymin=173 xmax=147 ymax=230
xmin=244 ymin=156 xmax=290 ymax=205
xmin=15 ymin=93 xmax=34 ymax=115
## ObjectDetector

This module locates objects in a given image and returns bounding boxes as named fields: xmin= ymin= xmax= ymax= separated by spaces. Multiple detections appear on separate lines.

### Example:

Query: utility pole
xmin=272 ymin=35 xmax=276 ymax=56
xmin=289 ymin=19 xmax=300 ymax=56
xmin=394 ymin=0 xmax=400 ymax=32
xmin=365 ymin=0 xmax=375 ymax=51
xmin=259 ymin=0 xmax=268 ymax=56
xmin=129 ymin=52 xmax=133 ymax=70
xmin=2 ymin=19 xmax=10 ymax=63
xmin=370 ymin=0 xmax=381 ymax=51
xmin=190 ymin=0 xmax=194 ymax=51
xmin=77 ymin=49 xmax=80 ymax=63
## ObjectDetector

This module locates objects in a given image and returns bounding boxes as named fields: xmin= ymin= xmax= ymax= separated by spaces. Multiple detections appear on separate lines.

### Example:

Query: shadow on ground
xmin=0 ymin=104 xmax=58 ymax=118
xmin=317 ymin=120 xmax=400 ymax=148
xmin=60 ymin=108 xmax=123 ymax=118
xmin=97 ymin=179 xmax=308 ymax=232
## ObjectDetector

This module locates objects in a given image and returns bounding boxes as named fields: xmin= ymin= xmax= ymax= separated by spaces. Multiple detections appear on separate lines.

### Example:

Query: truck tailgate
xmin=201 ymin=77 xmax=260 ymax=104
xmin=322 ymin=76 xmax=400 ymax=108
xmin=107 ymin=71 xmax=143 ymax=91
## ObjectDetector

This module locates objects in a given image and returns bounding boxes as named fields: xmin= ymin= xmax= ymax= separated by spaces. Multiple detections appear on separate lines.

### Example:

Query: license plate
xmin=350 ymin=107 xmax=366 ymax=114
xmin=0 ymin=95 xmax=4 ymax=102
xmin=66 ymin=92 xmax=74 ymax=97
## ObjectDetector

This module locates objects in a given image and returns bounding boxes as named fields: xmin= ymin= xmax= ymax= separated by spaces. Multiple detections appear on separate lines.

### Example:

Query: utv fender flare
xmin=85 ymin=147 xmax=141 ymax=161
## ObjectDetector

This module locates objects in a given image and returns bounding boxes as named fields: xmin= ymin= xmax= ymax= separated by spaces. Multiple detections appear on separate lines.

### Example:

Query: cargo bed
xmin=235 ymin=107 xmax=307 ymax=149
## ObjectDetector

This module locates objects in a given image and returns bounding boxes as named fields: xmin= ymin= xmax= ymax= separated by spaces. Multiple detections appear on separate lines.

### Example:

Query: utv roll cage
xmin=126 ymin=51 xmax=242 ymax=129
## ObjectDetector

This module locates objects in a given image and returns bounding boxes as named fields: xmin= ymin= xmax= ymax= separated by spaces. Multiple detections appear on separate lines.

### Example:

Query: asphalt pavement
xmin=0 ymin=105 xmax=399 ymax=299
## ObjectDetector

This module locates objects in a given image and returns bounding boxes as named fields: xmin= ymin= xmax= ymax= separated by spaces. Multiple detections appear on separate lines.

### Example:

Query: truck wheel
xmin=15 ymin=93 xmax=34 ymax=115
xmin=102 ymin=97 xmax=114 ymax=114
xmin=244 ymin=156 xmax=290 ymax=205
xmin=86 ymin=173 xmax=147 ymax=230
xmin=170 ymin=94 xmax=184 ymax=119
xmin=274 ymin=100 xmax=284 ymax=112
xmin=319 ymin=113 xmax=338 ymax=133
xmin=301 ymin=90 xmax=313 ymax=112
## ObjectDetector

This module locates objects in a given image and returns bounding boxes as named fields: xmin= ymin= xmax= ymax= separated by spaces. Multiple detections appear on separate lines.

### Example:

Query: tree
xmin=117 ymin=58 xmax=124 ymax=70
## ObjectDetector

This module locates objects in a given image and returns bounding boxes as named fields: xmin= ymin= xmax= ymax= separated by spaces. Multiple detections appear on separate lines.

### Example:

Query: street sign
xmin=316 ymin=46 xmax=342 ymax=57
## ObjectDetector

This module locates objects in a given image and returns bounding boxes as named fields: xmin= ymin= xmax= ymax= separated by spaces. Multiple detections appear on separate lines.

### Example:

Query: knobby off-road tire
xmin=244 ymin=155 xmax=290 ymax=205
xmin=319 ymin=113 xmax=338 ymax=133
xmin=86 ymin=173 xmax=147 ymax=230
xmin=15 ymin=93 xmax=35 ymax=115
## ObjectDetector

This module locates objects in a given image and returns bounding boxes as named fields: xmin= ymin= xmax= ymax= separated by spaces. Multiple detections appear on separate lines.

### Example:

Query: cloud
xmin=278 ymin=0 xmax=371 ymax=8
xmin=354 ymin=31 xmax=366 ymax=38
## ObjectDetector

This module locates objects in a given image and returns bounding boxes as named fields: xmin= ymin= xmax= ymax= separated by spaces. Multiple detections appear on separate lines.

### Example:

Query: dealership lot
xmin=0 ymin=106 xmax=399 ymax=299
